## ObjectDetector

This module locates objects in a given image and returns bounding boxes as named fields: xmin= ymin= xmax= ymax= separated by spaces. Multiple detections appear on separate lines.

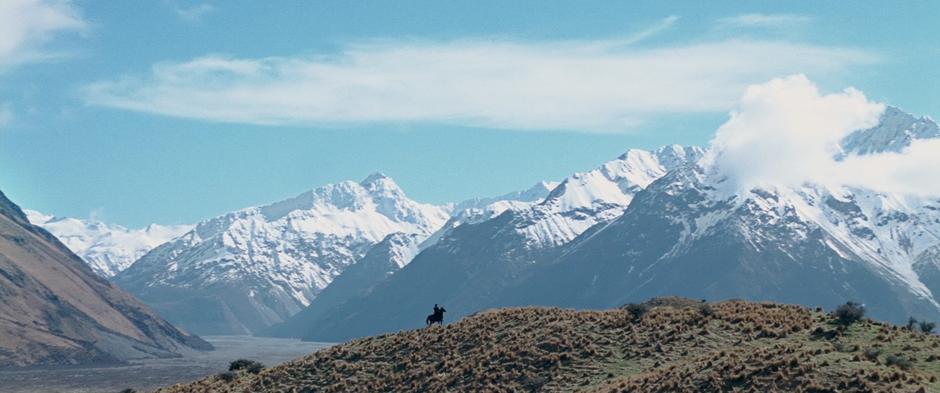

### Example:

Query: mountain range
xmin=24 ymin=210 xmax=191 ymax=277
xmin=0 ymin=191 xmax=209 ymax=368
xmin=112 ymin=174 xmax=452 ymax=334
xmin=268 ymin=106 xmax=940 ymax=342
xmin=19 ymin=106 xmax=939 ymax=346
xmin=267 ymin=144 xmax=707 ymax=340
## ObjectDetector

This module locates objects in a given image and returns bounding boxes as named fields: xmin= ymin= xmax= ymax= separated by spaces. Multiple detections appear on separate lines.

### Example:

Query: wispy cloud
xmin=617 ymin=15 xmax=679 ymax=45
xmin=173 ymin=3 xmax=214 ymax=23
xmin=715 ymin=13 xmax=812 ymax=30
xmin=0 ymin=0 xmax=85 ymax=67
xmin=82 ymin=37 xmax=875 ymax=132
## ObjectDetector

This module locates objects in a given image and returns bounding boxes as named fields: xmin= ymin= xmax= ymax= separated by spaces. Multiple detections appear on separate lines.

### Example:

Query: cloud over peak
xmin=706 ymin=75 xmax=940 ymax=197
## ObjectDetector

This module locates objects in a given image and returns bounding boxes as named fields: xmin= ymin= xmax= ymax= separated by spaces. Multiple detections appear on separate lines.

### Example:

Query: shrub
xmin=219 ymin=371 xmax=237 ymax=382
xmin=229 ymin=358 xmax=266 ymax=374
xmin=119 ymin=389 xmax=136 ymax=393
xmin=623 ymin=303 xmax=649 ymax=322
xmin=834 ymin=302 xmax=865 ymax=325
xmin=907 ymin=317 xmax=918 ymax=330
xmin=698 ymin=303 xmax=714 ymax=318
xmin=863 ymin=347 xmax=881 ymax=361
xmin=919 ymin=321 xmax=936 ymax=334
xmin=885 ymin=354 xmax=913 ymax=370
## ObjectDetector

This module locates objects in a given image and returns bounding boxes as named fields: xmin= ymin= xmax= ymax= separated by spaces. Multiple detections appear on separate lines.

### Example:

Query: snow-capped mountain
xmin=262 ymin=232 xmax=424 ymax=338
xmin=114 ymin=174 xmax=451 ymax=335
xmin=499 ymin=107 xmax=940 ymax=324
xmin=840 ymin=106 xmax=939 ymax=156
xmin=285 ymin=145 xmax=705 ymax=341
xmin=291 ymin=108 xmax=940 ymax=342
xmin=24 ymin=210 xmax=191 ymax=277
xmin=263 ymin=181 xmax=563 ymax=338
xmin=516 ymin=145 xmax=705 ymax=248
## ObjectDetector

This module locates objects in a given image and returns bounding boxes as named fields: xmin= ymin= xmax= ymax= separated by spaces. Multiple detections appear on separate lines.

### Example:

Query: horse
xmin=426 ymin=306 xmax=445 ymax=326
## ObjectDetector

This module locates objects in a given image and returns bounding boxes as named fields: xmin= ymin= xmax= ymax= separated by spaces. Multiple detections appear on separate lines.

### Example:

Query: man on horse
xmin=426 ymin=304 xmax=446 ymax=326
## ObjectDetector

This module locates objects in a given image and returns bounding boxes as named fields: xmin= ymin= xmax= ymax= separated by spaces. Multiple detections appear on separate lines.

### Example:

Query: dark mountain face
xmin=296 ymin=211 xmax=557 ymax=342
xmin=0 ymin=191 xmax=210 ymax=368
xmin=261 ymin=232 xmax=422 ymax=338
xmin=499 ymin=168 xmax=940 ymax=323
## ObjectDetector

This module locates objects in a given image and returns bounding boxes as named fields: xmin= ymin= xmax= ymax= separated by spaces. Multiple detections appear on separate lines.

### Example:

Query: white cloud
xmin=715 ymin=13 xmax=812 ymax=30
xmin=838 ymin=139 xmax=940 ymax=196
xmin=81 ymin=37 xmax=874 ymax=132
xmin=706 ymin=75 xmax=940 ymax=196
xmin=173 ymin=3 xmax=214 ymax=22
xmin=0 ymin=0 xmax=85 ymax=66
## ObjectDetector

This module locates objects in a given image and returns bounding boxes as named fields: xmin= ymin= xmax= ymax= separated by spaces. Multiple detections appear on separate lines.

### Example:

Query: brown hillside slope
xmin=159 ymin=298 xmax=940 ymax=392
xmin=0 ymin=191 xmax=210 ymax=367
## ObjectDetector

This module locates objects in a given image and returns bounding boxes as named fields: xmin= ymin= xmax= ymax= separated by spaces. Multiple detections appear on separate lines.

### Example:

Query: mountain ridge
xmin=0 ymin=190 xmax=210 ymax=368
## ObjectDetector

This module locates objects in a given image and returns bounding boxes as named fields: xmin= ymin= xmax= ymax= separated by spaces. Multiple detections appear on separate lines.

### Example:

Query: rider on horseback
xmin=426 ymin=304 xmax=446 ymax=326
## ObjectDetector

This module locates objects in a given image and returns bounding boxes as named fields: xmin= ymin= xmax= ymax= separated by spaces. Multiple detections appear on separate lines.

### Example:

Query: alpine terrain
xmin=279 ymin=107 xmax=940 ymax=343
xmin=501 ymin=106 xmax=940 ymax=323
xmin=0 ymin=190 xmax=210 ymax=368
xmin=24 ymin=210 xmax=191 ymax=277
xmin=113 ymin=174 xmax=452 ymax=335
xmin=262 ymin=181 xmax=558 ymax=338
xmin=280 ymin=145 xmax=706 ymax=341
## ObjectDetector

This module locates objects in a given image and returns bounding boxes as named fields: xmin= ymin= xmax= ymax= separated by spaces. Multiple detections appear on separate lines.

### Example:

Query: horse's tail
xmin=426 ymin=314 xmax=432 ymax=326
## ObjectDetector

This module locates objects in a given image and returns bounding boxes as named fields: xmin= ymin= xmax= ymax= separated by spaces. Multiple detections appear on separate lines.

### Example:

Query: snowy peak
xmin=23 ymin=209 xmax=191 ymax=277
xmin=521 ymin=145 xmax=704 ymax=248
xmin=115 ymin=174 xmax=451 ymax=334
xmin=359 ymin=172 xmax=398 ymax=191
xmin=257 ymin=174 xmax=449 ymax=235
xmin=840 ymin=106 xmax=940 ymax=156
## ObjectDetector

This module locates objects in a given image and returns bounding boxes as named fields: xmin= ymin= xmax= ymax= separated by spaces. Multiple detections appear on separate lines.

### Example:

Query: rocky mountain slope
xmin=283 ymin=108 xmax=940 ymax=343
xmin=24 ymin=210 xmax=190 ymax=277
xmin=0 ymin=191 xmax=210 ymax=368
xmin=262 ymin=181 xmax=558 ymax=338
xmin=285 ymin=145 xmax=704 ymax=341
xmin=114 ymin=174 xmax=451 ymax=335
xmin=157 ymin=298 xmax=940 ymax=393
xmin=503 ymin=107 xmax=940 ymax=324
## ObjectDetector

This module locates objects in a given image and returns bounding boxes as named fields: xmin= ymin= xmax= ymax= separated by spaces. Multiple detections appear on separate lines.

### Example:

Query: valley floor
xmin=0 ymin=336 xmax=332 ymax=393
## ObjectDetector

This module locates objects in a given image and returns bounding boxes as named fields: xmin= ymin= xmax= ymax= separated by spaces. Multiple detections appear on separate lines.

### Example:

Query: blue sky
xmin=0 ymin=1 xmax=938 ymax=227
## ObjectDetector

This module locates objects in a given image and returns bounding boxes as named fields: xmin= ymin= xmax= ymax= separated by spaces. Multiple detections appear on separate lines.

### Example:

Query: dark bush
xmin=885 ymin=354 xmax=913 ymax=370
xmin=624 ymin=303 xmax=649 ymax=322
xmin=919 ymin=321 xmax=936 ymax=334
xmin=907 ymin=317 xmax=918 ymax=330
xmin=229 ymin=358 xmax=265 ymax=374
xmin=118 ymin=389 xmax=136 ymax=393
xmin=219 ymin=371 xmax=237 ymax=382
xmin=698 ymin=303 xmax=714 ymax=318
xmin=834 ymin=302 xmax=865 ymax=325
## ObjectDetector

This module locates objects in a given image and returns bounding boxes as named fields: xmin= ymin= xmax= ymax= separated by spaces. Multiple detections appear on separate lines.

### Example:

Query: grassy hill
xmin=158 ymin=298 xmax=940 ymax=392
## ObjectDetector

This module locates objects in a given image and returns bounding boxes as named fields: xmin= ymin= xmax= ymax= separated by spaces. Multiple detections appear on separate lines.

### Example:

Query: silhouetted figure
xmin=426 ymin=304 xmax=446 ymax=326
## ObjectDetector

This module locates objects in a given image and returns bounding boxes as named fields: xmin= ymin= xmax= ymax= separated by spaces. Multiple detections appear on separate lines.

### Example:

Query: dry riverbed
xmin=0 ymin=336 xmax=331 ymax=393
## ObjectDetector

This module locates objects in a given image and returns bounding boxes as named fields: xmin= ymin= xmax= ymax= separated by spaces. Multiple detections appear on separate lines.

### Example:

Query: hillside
xmin=0 ymin=191 xmax=210 ymax=368
xmin=159 ymin=298 xmax=940 ymax=392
